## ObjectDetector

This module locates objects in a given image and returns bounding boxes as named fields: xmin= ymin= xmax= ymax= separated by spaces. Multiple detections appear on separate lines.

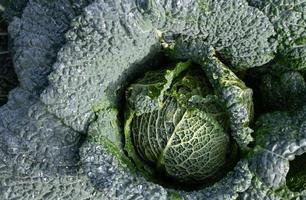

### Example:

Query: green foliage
xmin=248 ymin=0 xmax=306 ymax=70
xmin=164 ymin=0 xmax=277 ymax=71
xmin=239 ymin=106 xmax=306 ymax=199
xmin=203 ymin=51 xmax=254 ymax=149
xmin=1 ymin=0 xmax=306 ymax=199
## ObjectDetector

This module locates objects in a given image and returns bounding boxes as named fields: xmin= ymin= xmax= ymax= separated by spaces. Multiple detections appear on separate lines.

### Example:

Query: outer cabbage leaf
xmin=165 ymin=0 xmax=277 ymax=71
xmin=8 ymin=0 xmax=91 ymax=92
xmin=80 ymin=142 xmax=168 ymax=200
xmin=0 ymin=88 xmax=82 ymax=178
xmin=239 ymin=106 xmax=306 ymax=199
xmin=248 ymin=0 xmax=306 ymax=70
xmin=0 ymin=173 xmax=104 ymax=200
xmin=0 ymin=0 xmax=97 ymax=199
xmin=240 ymin=176 xmax=292 ymax=200
xmin=203 ymin=52 xmax=254 ymax=149
xmin=41 ymin=0 xmax=160 ymax=132
xmin=0 ymin=0 xmax=95 ymax=177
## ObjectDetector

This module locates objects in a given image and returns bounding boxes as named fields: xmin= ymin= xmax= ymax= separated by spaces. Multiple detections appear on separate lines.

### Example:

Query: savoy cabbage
xmin=0 ymin=0 xmax=305 ymax=200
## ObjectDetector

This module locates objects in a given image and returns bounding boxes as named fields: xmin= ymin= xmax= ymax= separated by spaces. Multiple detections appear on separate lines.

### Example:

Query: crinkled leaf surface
xmin=0 ymin=0 xmax=95 ymax=177
xmin=82 ymin=134 xmax=253 ymax=200
xmin=239 ymin=106 xmax=306 ymax=199
xmin=40 ymin=0 xmax=277 ymax=134
xmin=203 ymin=53 xmax=254 ymax=149
xmin=8 ymin=0 xmax=91 ymax=92
xmin=0 ymin=173 xmax=104 ymax=200
xmin=166 ymin=0 xmax=277 ymax=71
xmin=248 ymin=0 xmax=306 ymax=70
xmin=0 ymin=0 xmax=97 ymax=199
xmin=41 ymin=0 xmax=160 ymax=132
xmin=0 ymin=0 xmax=303 ymax=199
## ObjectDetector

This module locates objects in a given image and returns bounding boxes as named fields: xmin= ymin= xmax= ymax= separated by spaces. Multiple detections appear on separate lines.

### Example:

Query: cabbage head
xmin=125 ymin=61 xmax=232 ymax=183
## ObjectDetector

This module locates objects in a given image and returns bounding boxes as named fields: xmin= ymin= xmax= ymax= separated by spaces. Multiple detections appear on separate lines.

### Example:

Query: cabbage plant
xmin=0 ymin=0 xmax=306 ymax=200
